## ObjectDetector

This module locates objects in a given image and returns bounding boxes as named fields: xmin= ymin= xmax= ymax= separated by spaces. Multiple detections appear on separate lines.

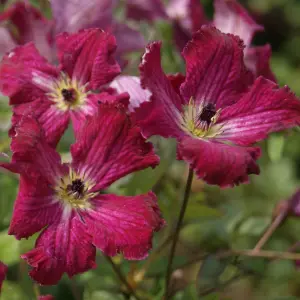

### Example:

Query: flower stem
xmin=105 ymin=256 xmax=142 ymax=300
xmin=253 ymin=211 xmax=287 ymax=252
xmin=165 ymin=168 xmax=194 ymax=298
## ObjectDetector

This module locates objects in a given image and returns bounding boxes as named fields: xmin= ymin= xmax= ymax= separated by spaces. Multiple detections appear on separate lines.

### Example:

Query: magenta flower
xmin=50 ymin=0 xmax=145 ymax=65
xmin=213 ymin=0 xmax=276 ymax=81
xmin=38 ymin=296 xmax=55 ymax=300
xmin=0 ymin=261 xmax=7 ymax=292
xmin=0 ymin=28 xmax=121 ymax=147
xmin=134 ymin=26 xmax=300 ymax=187
xmin=0 ymin=2 xmax=52 ymax=60
xmin=1 ymin=102 xmax=164 ymax=285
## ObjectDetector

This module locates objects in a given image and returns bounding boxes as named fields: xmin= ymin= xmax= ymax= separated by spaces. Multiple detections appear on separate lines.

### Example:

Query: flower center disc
xmin=61 ymin=88 xmax=77 ymax=103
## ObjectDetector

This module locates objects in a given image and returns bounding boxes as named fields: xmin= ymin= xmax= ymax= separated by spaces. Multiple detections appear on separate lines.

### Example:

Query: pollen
xmin=47 ymin=73 xmax=89 ymax=112
xmin=180 ymin=98 xmax=223 ymax=138
xmin=55 ymin=169 xmax=96 ymax=210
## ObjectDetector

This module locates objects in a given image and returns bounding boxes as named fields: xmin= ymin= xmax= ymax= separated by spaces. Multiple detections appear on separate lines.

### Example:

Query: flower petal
xmin=83 ymin=192 xmax=165 ymax=259
xmin=0 ymin=261 xmax=7 ymax=292
xmin=110 ymin=75 xmax=151 ymax=112
xmin=217 ymin=77 xmax=300 ymax=146
xmin=178 ymin=136 xmax=260 ymax=187
xmin=38 ymin=295 xmax=55 ymax=300
xmin=56 ymin=29 xmax=121 ymax=88
xmin=0 ymin=43 xmax=59 ymax=105
xmin=138 ymin=41 xmax=184 ymax=138
xmin=11 ymin=98 xmax=70 ymax=148
xmin=0 ymin=27 xmax=16 ymax=59
xmin=71 ymin=104 xmax=159 ymax=190
xmin=7 ymin=116 xmax=66 ymax=183
xmin=244 ymin=45 xmax=276 ymax=82
xmin=8 ymin=173 xmax=61 ymax=240
xmin=213 ymin=0 xmax=263 ymax=47
xmin=50 ymin=0 xmax=116 ymax=34
xmin=22 ymin=215 xmax=96 ymax=285
xmin=126 ymin=0 xmax=167 ymax=22
xmin=180 ymin=26 xmax=252 ymax=108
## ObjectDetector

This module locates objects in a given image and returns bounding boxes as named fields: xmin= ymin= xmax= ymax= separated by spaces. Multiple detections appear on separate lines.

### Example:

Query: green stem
xmin=165 ymin=168 xmax=194 ymax=299
xmin=105 ymin=256 xmax=142 ymax=300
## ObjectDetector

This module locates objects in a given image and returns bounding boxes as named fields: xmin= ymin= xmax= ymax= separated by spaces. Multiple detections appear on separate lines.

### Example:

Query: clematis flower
xmin=0 ymin=261 xmax=7 ymax=292
xmin=127 ymin=0 xmax=275 ymax=81
xmin=134 ymin=26 xmax=300 ymax=187
xmin=49 ymin=0 xmax=145 ymax=65
xmin=0 ymin=1 xmax=52 ymax=60
xmin=0 ymin=1 xmax=144 ymax=66
xmin=1 ymin=102 xmax=164 ymax=285
xmin=0 ymin=28 xmax=121 ymax=147
xmin=213 ymin=0 xmax=276 ymax=81
xmin=38 ymin=296 xmax=55 ymax=300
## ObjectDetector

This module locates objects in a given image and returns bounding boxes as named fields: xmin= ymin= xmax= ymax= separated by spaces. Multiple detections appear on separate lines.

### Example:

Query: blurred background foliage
xmin=1 ymin=0 xmax=300 ymax=299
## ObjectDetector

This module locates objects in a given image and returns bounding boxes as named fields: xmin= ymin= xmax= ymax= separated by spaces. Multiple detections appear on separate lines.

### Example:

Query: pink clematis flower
xmin=213 ymin=0 xmax=276 ymax=81
xmin=50 ymin=0 xmax=145 ymax=65
xmin=0 ymin=28 xmax=121 ymax=147
xmin=38 ymin=296 xmax=55 ymax=300
xmin=0 ymin=1 xmax=52 ymax=60
xmin=127 ymin=0 xmax=275 ymax=81
xmin=134 ymin=26 xmax=300 ymax=187
xmin=0 ymin=261 xmax=7 ymax=292
xmin=1 ymin=102 xmax=164 ymax=285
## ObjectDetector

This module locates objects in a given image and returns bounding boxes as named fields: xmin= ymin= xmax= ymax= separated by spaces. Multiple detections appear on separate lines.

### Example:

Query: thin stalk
xmin=165 ymin=168 xmax=194 ymax=299
xmin=253 ymin=211 xmax=287 ymax=252
xmin=105 ymin=256 xmax=142 ymax=300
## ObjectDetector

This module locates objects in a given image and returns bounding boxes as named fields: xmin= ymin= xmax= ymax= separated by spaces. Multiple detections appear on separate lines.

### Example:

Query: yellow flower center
xmin=55 ymin=169 xmax=96 ymax=210
xmin=48 ymin=73 xmax=89 ymax=112
xmin=180 ymin=98 xmax=223 ymax=138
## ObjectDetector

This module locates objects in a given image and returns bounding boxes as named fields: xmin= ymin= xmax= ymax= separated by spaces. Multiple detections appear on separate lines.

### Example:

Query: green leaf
xmin=238 ymin=217 xmax=271 ymax=236
xmin=1 ymin=281 xmax=28 ymax=300
xmin=196 ymin=256 xmax=228 ymax=294
xmin=0 ymin=229 xmax=20 ymax=265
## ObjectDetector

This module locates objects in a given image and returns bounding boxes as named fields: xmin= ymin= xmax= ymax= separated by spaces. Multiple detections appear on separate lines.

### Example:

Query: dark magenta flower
xmin=1 ymin=102 xmax=164 ymax=285
xmin=50 ymin=0 xmax=145 ymax=65
xmin=0 ymin=261 xmax=7 ymax=292
xmin=133 ymin=26 xmax=300 ymax=187
xmin=213 ymin=0 xmax=276 ymax=81
xmin=38 ymin=296 xmax=55 ymax=300
xmin=0 ymin=28 xmax=121 ymax=147
xmin=0 ymin=1 xmax=52 ymax=60
xmin=127 ymin=0 xmax=275 ymax=81
xmin=0 ymin=1 xmax=145 ymax=65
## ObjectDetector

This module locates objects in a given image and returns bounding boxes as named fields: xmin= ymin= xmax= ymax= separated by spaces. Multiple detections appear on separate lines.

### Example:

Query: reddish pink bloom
xmin=134 ymin=26 xmax=300 ymax=187
xmin=0 ymin=28 xmax=121 ymax=147
xmin=1 ymin=103 xmax=164 ymax=285
xmin=0 ymin=261 xmax=7 ymax=292
xmin=0 ymin=2 xmax=52 ymax=60
xmin=213 ymin=0 xmax=276 ymax=81
xmin=38 ymin=296 xmax=55 ymax=300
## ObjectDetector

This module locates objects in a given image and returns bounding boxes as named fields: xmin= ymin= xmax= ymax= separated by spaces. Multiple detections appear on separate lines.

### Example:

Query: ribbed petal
xmin=178 ymin=136 xmax=260 ymax=187
xmin=56 ymin=29 xmax=120 ymax=88
xmin=83 ymin=192 xmax=165 ymax=260
xmin=138 ymin=41 xmax=184 ymax=138
xmin=50 ymin=0 xmax=116 ymax=34
xmin=21 ymin=215 xmax=96 ymax=285
xmin=0 ymin=261 xmax=7 ymax=292
xmin=126 ymin=0 xmax=167 ymax=22
xmin=217 ymin=77 xmax=300 ymax=146
xmin=110 ymin=75 xmax=151 ymax=112
xmin=213 ymin=0 xmax=263 ymax=47
xmin=244 ymin=45 xmax=276 ymax=82
xmin=8 ymin=174 xmax=61 ymax=240
xmin=0 ymin=43 xmax=59 ymax=105
xmin=180 ymin=26 xmax=252 ymax=108
xmin=7 ymin=116 xmax=66 ymax=184
xmin=11 ymin=98 xmax=70 ymax=148
xmin=71 ymin=104 xmax=159 ymax=190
